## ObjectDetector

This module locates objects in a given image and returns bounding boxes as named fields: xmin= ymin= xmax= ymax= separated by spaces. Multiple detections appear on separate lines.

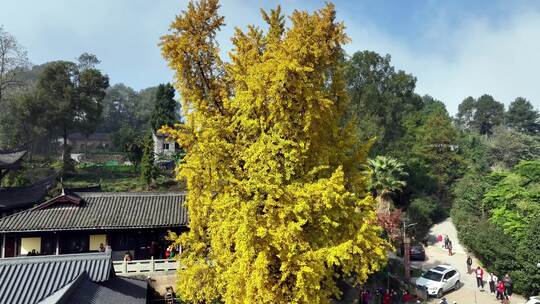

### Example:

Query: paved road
xmin=416 ymin=218 xmax=526 ymax=304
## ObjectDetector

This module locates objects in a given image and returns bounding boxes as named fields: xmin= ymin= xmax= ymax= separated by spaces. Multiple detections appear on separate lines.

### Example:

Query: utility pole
xmin=402 ymin=220 xmax=417 ymax=282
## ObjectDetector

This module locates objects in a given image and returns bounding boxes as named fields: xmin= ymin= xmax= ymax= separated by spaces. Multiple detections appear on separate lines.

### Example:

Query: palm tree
xmin=367 ymin=156 xmax=408 ymax=213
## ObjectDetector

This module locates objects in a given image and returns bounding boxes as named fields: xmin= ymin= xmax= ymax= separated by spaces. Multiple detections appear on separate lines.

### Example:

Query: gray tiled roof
xmin=0 ymin=252 xmax=113 ymax=304
xmin=0 ymin=175 xmax=55 ymax=211
xmin=40 ymin=272 xmax=147 ymax=304
xmin=0 ymin=192 xmax=188 ymax=232
xmin=0 ymin=148 xmax=26 ymax=168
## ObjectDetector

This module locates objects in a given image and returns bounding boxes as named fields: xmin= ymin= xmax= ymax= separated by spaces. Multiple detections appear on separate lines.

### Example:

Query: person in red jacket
xmin=382 ymin=289 xmax=391 ymax=304
xmin=401 ymin=290 xmax=414 ymax=303
xmin=475 ymin=266 xmax=484 ymax=289
xmin=496 ymin=280 xmax=505 ymax=300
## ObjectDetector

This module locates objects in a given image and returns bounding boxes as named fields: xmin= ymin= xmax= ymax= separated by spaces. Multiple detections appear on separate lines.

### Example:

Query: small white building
xmin=152 ymin=131 xmax=179 ymax=158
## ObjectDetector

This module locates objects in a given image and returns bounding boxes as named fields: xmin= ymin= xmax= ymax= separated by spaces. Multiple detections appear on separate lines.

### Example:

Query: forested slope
xmin=452 ymin=160 xmax=540 ymax=296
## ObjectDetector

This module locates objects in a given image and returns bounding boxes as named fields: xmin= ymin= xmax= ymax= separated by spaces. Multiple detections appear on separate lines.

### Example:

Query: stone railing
xmin=113 ymin=257 xmax=178 ymax=275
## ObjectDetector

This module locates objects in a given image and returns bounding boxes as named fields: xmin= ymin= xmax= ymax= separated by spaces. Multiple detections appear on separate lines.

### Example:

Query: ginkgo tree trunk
xmin=160 ymin=1 xmax=390 ymax=303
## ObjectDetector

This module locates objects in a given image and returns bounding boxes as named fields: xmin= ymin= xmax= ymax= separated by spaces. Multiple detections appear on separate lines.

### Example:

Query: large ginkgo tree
xmin=160 ymin=1 xmax=390 ymax=303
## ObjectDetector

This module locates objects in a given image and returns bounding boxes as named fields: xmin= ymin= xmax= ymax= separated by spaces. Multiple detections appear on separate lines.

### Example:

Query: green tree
xmin=506 ymin=97 xmax=539 ymax=135
xmin=77 ymin=52 xmax=100 ymax=70
xmin=150 ymin=83 xmax=178 ymax=131
xmin=98 ymin=83 xmax=139 ymax=133
xmin=160 ymin=1 xmax=390 ymax=302
xmin=345 ymin=51 xmax=420 ymax=154
xmin=456 ymin=95 xmax=505 ymax=135
xmin=452 ymin=161 xmax=540 ymax=296
xmin=483 ymin=161 xmax=540 ymax=240
xmin=414 ymin=108 xmax=463 ymax=201
xmin=61 ymin=145 xmax=76 ymax=176
xmin=514 ymin=217 xmax=540 ymax=296
xmin=457 ymin=133 xmax=491 ymax=173
xmin=0 ymin=90 xmax=49 ymax=150
xmin=135 ymin=86 xmax=159 ymax=129
xmin=488 ymin=126 xmax=540 ymax=169
xmin=35 ymin=58 xmax=109 ymax=161
xmin=397 ymin=96 xmax=448 ymax=199
xmin=140 ymin=134 xmax=156 ymax=185
xmin=77 ymin=65 xmax=109 ymax=138
xmin=473 ymin=94 xmax=505 ymax=135
xmin=408 ymin=197 xmax=440 ymax=240
xmin=367 ymin=156 xmax=408 ymax=213
xmin=111 ymin=126 xmax=144 ymax=165
xmin=456 ymin=96 xmax=475 ymax=130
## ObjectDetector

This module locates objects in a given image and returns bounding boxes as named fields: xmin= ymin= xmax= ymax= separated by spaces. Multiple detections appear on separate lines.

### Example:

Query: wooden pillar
xmin=55 ymin=232 xmax=60 ymax=255
xmin=1 ymin=234 xmax=5 ymax=258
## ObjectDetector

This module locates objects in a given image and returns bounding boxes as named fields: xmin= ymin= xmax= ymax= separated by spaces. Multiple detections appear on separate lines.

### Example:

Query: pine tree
xmin=61 ymin=144 xmax=76 ymax=177
xmin=160 ymin=1 xmax=390 ymax=302
xmin=506 ymin=97 xmax=540 ymax=135
xmin=150 ymin=83 xmax=177 ymax=132
xmin=140 ymin=134 xmax=156 ymax=185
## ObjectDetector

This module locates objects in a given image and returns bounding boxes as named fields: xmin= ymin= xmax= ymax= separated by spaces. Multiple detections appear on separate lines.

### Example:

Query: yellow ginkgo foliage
xmin=160 ymin=1 xmax=390 ymax=303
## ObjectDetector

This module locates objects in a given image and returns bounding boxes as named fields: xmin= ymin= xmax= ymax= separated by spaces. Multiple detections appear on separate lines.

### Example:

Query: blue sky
xmin=2 ymin=0 xmax=540 ymax=114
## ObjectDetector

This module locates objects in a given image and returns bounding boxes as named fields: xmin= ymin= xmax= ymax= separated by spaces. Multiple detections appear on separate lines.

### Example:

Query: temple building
xmin=0 ymin=191 xmax=188 ymax=260
xmin=0 ymin=147 xmax=56 ymax=218
xmin=0 ymin=175 xmax=55 ymax=217
xmin=0 ymin=146 xmax=27 ymax=180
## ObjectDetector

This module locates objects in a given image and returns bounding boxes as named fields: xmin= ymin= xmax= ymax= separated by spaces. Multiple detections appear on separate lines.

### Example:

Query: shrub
xmin=451 ymin=161 xmax=540 ymax=296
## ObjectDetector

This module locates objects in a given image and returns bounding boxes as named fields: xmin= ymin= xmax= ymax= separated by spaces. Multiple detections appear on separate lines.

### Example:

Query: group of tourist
xmin=26 ymin=249 xmax=39 ymax=256
xmin=122 ymin=245 xmax=179 ymax=261
xmin=165 ymin=245 xmax=177 ymax=259
xmin=437 ymin=234 xmax=453 ymax=256
xmin=359 ymin=288 xmax=419 ymax=304
xmin=466 ymin=255 xmax=513 ymax=303
xmin=491 ymin=273 xmax=513 ymax=303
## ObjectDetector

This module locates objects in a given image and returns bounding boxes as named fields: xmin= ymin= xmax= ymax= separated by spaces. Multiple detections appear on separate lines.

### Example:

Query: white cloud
xmin=2 ymin=0 xmax=539 ymax=115
xmin=343 ymin=8 xmax=540 ymax=115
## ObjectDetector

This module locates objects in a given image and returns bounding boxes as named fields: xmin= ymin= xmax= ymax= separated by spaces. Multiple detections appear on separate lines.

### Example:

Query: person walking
xmin=401 ymin=291 xmax=414 ymax=303
xmin=489 ymin=273 xmax=497 ymax=294
xmin=475 ymin=266 xmax=484 ymax=290
xmin=447 ymin=240 xmax=453 ymax=256
xmin=466 ymin=255 xmax=473 ymax=274
xmin=149 ymin=241 xmax=158 ymax=258
xmin=496 ymin=280 xmax=505 ymax=300
xmin=383 ymin=289 xmax=392 ymax=304
xmin=503 ymin=273 xmax=512 ymax=296
xmin=361 ymin=289 xmax=371 ymax=304
xmin=391 ymin=289 xmax=400 ymax=304
xmin=123 ymin=251 xmax=132 ymax=262
xmin=444 ymin=235 xmax=449 ymax=249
